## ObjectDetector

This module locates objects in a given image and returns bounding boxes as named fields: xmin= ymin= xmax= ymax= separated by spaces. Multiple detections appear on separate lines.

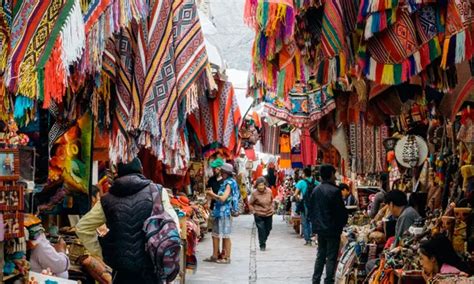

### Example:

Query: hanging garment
xmin=301 ymin=129 xmax=318 ymax=166
xmin=261 ymin=121 xmax=281 ymax=155
xmin=291 ymin=145 xmax=304 ymax=168
xmin=291 ymin=129 xmax=302 ymax=148
xmin=279 ymin=133 xmax=292 ymax=169
xmin=188 ymin=79 xmax=242 ymax=158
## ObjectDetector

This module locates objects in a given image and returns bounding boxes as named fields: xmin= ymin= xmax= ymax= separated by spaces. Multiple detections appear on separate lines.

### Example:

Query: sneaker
xmin=304 ymin=241 xmax=312 ymax=246
xmin=260 ymin=246 xmax=266 ymax=251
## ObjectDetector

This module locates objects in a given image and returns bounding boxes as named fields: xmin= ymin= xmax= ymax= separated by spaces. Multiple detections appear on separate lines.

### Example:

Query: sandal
xmin=216 ymin=258 xmax=231 ymax=264
xmin=203 ymin=256 xmax=218 ymax=262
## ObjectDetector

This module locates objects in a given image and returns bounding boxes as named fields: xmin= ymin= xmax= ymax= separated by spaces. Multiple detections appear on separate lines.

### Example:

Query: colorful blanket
xmin=264 ymin=82 xmax=335 ymax=127
xmin=7 ymin=0 xmax=83 ymax=99
xmin=188 ymin=80 xmax=242 ymax=158
xmin=80 ymin=0 xmax=148 ymax=73
xmin=105 ymin=0 xmax=209 ymax=172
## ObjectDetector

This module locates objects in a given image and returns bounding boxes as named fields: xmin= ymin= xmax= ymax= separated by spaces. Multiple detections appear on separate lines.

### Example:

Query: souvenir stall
xmin=244 ymin=0 xmax=474 ymax=282
xmin=0 ymin=0 xmax=222 ymax=282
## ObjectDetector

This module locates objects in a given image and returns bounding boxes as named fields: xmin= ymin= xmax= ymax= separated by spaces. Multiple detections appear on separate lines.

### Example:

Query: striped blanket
xmin=105 ymin=0 xmax=209 ymax=169
xmin=188 ymin=79 xmax=242 ymax=158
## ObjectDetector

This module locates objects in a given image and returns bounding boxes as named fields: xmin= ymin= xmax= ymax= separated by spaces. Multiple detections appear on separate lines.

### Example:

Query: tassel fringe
xmin=362 ymin=36 xmax=442 ymax=85
xmin=441 ymin=30 xmax=473 ymax=69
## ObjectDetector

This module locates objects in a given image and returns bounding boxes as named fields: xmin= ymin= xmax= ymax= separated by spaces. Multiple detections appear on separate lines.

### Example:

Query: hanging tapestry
xmin=80 ymin=0 xmax=148 ymax=73
xmin=261 ymin=121 xmax=280 ymax=155
xmin=349 ymin=118 xmax=388 ymax=174
xmin=188 ymin=80 xmax=242 ymax=158
xmin=104 ymin=0 xmax=210 ymax=171
xmin=49 ymin=111 xmax=92 ymax=195
xmin=279 ymin=132 xmax=292 ymax=169
xmin=6 ymin=0 xmax=85 ymax=104
xmin=265 ymin=82 xmax=335 ymax=127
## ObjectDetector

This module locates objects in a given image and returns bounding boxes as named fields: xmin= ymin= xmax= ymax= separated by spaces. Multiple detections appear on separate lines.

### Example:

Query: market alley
xmin=187 ymin=215 xmax=316 ymax=284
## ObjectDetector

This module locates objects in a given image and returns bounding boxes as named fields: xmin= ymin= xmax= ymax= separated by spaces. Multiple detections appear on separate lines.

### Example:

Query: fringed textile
xmin=360 ymin=10 xmax=443 ymax=85
xmin=264 ymin=82 xmax=335 ymax=127
xmin=80 ymin=0 xmax=148 ymax=73
xmin=245 ymin=0 xmax=295 ymax=61
xmin=138 ymin=0 xmax=209 ymax=167
xmin=105 ymin=0 xmax=210 ymax=172
xmin=7 ymin=0 xmax=81 ymax=100
xmin=188 ymin=80 xmax=242 ymax=158
xmin=440 ymin=0 xmax=473 ymax=69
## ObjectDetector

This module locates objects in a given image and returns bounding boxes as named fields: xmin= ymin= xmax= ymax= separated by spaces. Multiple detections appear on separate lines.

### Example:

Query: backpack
xmin=143 ymin=184 xmax=181 ymax=282
xmin=296 ymin=179 xmax=316 ymax=214
xmin=224 ymin=178 xmax=241 ymax=217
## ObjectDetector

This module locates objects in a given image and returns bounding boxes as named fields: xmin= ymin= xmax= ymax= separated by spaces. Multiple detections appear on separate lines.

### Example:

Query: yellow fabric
xmin=76 ymin=202 xmax=106 ymax=260
xmin=24 ymin=214 xmax=42 ymax=228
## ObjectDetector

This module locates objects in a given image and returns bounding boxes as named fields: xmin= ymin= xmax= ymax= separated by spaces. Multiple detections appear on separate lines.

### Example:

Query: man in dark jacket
xmin=308 ymin=165 xmax=348 ymax=284
xmin=77 ymin=158 xmax=178 ymax=284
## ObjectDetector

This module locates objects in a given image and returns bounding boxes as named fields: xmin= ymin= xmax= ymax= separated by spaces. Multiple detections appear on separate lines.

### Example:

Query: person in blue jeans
xmin=294 ymin=167 xmax=319 ymax=246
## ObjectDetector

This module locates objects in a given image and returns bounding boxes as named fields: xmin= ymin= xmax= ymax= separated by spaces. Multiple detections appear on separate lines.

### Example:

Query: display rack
xmin=0 ymin=148 xmax=26 ymax=282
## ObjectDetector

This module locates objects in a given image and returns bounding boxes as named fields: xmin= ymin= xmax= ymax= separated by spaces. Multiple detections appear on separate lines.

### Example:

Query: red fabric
xmin=245 ymin=148 xmax=257 ymax=161
xmin=271 ymin=186 xmax=277 ymax=198
xmin=253 ymin=164 xmax=263 ymax=182
xmin=139 ymin=149 xmax=165 ymax=185
xmin=301 ymin=129 xmax=318 ymax=166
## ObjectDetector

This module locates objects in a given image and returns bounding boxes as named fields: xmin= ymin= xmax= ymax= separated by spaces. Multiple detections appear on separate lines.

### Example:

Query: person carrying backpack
xmin=205 ymin=163 xmax=240 ymax=264
xmin=76 ymin=158 xmax=180 ymax=284
xmin=293 ymin=167 xmax=319 ymax=246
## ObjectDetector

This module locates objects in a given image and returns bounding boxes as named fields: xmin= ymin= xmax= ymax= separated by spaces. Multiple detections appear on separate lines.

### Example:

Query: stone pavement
xmin=187 ymin=215 xmax=316 ymax=284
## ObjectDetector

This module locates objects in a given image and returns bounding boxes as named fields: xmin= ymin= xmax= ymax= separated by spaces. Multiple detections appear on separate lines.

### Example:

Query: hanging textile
xmin=291 ymin=145 xmax=304 ymax=168
xmin=301 ymin=129 xmax=318 ymax=166
xmin=349 ymin=118 xmax=388 ymax=174
xmin=261 ymin=121 xmax=280 ymax=155
xmin=49 ymin=111 xmax=92 ymax=196
xmin=279 ymin=132 xmax=292 ymax=169
xmin=80 ymin=0 xmax=148 ymax=73
xmin=188 ymin=79 xmax=242 ymax=158
xmin=264 ymin=82 xmax=335 ymax=127
xmin=104 ymin=0 xmax=210 ymax=172
xmin=290 ymin=128 xmax=302 ymax=148
xmin=440 ymin=0 xmax=473 ymax=69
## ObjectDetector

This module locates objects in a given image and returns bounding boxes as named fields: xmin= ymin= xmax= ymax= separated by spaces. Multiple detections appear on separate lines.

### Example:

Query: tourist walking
xmin=294 ymin=167 xmax=318 ymax=246
xmin=308 ymin=165 xmax=348 ymax=284
xmin=205 ymin=163 xmax=239 ymax=264
xmin=249 ymin=177 xmax=274 ymax=251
